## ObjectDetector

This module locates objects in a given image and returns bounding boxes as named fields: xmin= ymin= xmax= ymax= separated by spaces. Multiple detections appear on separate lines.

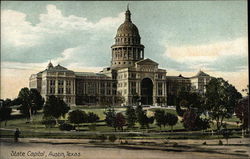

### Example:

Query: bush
xmin=109 ymin=135 xmax=117 ymax=142
xmin=87 ymin=112 xmax=100 ymax=123
xmin=88 ymin=124 xmax=96 ymax=131
xmin=59 ymin=123 xmax=75 ymax=131
xmin=218 ymin=140 xmax=223 ymax=145
xmin=96 ymin=134 xmax=107 ymax=142
xmin=173 ymin=142 xmax=178 ymax=147
xmin=41 ymin=117 xmax=56 ymax=128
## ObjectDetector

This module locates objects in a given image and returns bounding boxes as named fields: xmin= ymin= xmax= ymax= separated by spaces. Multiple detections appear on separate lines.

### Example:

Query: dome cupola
xmin=111 ymin=6 xmax=145 ymax=69
xmin=115 ymin=5 xmax=141 ymax=45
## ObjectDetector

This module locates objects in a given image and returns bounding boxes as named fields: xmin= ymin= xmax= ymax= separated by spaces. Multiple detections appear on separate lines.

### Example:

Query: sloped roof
xmin=191 ymin=70 xmax=209 ymax=78
xmin=166 ymin=74 xmax=190 ymax=80
xmin=46 ymin=64 xmax=74 ymax=72
xmin=75 ymin=72 xmax=106 ymax=77
xmin=136 ymin=58 xmax=158 ymax=65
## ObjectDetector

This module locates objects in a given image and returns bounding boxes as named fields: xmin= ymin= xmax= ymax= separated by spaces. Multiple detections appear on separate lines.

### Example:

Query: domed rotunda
xmin=111 ymin=6 xmax=145 ymax=69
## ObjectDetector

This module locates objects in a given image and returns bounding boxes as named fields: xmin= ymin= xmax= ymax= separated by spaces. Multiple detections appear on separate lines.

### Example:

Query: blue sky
xmin=1 ymin=1 xmax=248 ymax=98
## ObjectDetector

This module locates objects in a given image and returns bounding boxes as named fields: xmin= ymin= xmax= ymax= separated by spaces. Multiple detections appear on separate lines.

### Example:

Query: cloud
xmin=1 ymin=10 xmax=41 ymax=47
xmin=1 ymin=4 xmax=123 ymax=48
xmin=51 ymin=47 xmax=79 ymax=64
xmin=164 ymin=37 xmax=247 ymax=62
xmin=1 ymin=61 xmax=48 ymax=71
xmin=162 ymin=37 xmax=248 ymax=72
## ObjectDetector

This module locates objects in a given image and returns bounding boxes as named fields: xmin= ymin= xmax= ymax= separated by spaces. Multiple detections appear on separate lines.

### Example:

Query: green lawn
xmin=147 ymin=108 xmax=177 ymax=115
xmin=224 ymin=115 xmax=241 ymax=123
xmin=0 ymin=107 xmax=242 ymax=139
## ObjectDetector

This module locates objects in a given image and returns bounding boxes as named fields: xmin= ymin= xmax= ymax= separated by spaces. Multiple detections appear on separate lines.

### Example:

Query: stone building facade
xmin=29 ymin=7 xmax=211 ymax=106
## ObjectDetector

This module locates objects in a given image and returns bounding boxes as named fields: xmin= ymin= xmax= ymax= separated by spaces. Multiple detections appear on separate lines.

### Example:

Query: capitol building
xmin=29 ymin=7 xmax=211 ymax=106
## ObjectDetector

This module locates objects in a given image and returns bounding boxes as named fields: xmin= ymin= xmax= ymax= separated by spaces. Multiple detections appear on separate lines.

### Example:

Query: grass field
xmin=0 ymin=107 xmax=244 ymax=140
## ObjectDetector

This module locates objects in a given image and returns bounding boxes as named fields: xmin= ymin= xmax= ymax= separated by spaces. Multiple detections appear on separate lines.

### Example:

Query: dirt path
xmin=1 ymin=138 xmax=249 ymax=159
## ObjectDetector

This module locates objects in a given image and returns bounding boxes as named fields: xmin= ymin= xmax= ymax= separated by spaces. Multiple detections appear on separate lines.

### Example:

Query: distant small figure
xmin=14 ymin=128 xmax=21 ymax=142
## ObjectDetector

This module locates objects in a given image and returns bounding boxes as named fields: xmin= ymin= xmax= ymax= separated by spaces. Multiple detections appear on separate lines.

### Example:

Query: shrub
xmin=59 ymin=123 xmax=75 ymax=131
xmin=68 ymin=110 xmax=87 ymax=130
xmin=173 ymin=142 xmax=178 ymax=147
xmin=218 ymin=140 xmax=223 ymax=145
xmin=109 ymin=135 xmax=117 ymax=142
xmin=96 ymin=134 xmax=107 ymax=142
xmin=88 ymin=124 xmax=96 ymax=131
xmin=87 ymin=112 xmax=100 ymax=123
xmin=41 ymin=117 xmax=56 ymax=128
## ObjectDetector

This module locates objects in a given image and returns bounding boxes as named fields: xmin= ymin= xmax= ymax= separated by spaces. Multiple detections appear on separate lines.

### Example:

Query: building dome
xmin=116 ymin=20 xmax=140 ymax=37
xmin=115 ymin=6 xmax=141 ymax=42
xmin=111 ymin=6 xmax=144 ymax=69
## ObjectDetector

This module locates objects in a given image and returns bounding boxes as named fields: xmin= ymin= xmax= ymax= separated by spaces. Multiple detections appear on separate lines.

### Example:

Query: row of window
xmin=114 ymin=53 xmax=142 ymax=60
xmin=49 ymin=88 xmax=71 ymax=94
xmin=113 ymin=61 xmax=132 ymax=65
xmin=49 ymin=80 xmax=72 ymax=86
xmin=100 ymin=82 xmax=112 ymax=87
xmin=100 ymin=89 xmax=112 ymax=95
xmin=118 ymin=73 xmax=135 ymax=79
xmin=115 ymin=37 xmax=140 ymax=44
xmin=119 ymin=89 xmax=138 ymax=95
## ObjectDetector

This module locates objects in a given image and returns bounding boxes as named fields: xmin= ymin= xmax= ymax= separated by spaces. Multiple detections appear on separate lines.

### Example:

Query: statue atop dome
xmin=125 ymin=4 xmax=131 ymax=22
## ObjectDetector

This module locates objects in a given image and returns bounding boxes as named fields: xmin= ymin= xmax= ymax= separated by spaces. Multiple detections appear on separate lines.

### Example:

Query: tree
xmin=182 ymin=109 xmax=210 ymax=131
xmin=18 ymin=87 xmax=33 ymax=121
xmin=235 ymin=96 xmax=249 ymax=129
xmin=136 ymin=105 xmax=151 ymax=128
xmin=132 ymin=93 xmax=140 ymax=106
xmin=87 ymin=112 xmax=99 ymax=131
xmin=205 ymin=78 xmax=242 ymax=131
xmin=197 ymin=118 xmax=210 ymax=132
xmin=148 ymin=116 xmax=155 ymax=125
xmin=182 ymin=109 xmax=199 ymax=131
xmin=104 ymin=106 xmax=116 ymax=129
xmin=140 ymin=113 xmax=151 ymax=129
xmin=0 ymin=99 xmax=12 ymax=126
xmin=18 ymin=88 xmax=44 ymax=121
xmin=221 ymin=128 xmax=232 ymax=145
xmin=11 ymin=98 xmax=22 ymax=106
xmin=166 ymin=113 xmax=178 ymax=132
xmin=43 ymin=95 xmax=70 ymax=124
xmin=3 ymin=99 xmax=12 ymax=107
xmin=154 ymin=109 xmax=165 ymax=128
xmin=175 ymin=104 xmax=184 ymax=117
xmin=114 ymin=94 xmax=125 ymax=106
xmin=99 ymin=96 xmax=109 ymax=106
xmin=115 ymin=113 xmax=126 ymax=131
xmin=68 ymin=110 xmax=87 ymax=130
xmin=177 ymin=88 xmax=204 ymax=112
xmin=30 ymin=89 xmax=44 ymax=114
xmin=125 ymin=106 xmax=137 ymax=128
xmin=136 ymin=105 xmax=145 ymax=128
xmin=87 ymin=112 xmax=100 ymax=123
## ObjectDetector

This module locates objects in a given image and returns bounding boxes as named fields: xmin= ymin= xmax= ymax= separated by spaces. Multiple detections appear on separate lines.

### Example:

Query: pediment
xmin=136 ymin=58 xmax=158 ymax=66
